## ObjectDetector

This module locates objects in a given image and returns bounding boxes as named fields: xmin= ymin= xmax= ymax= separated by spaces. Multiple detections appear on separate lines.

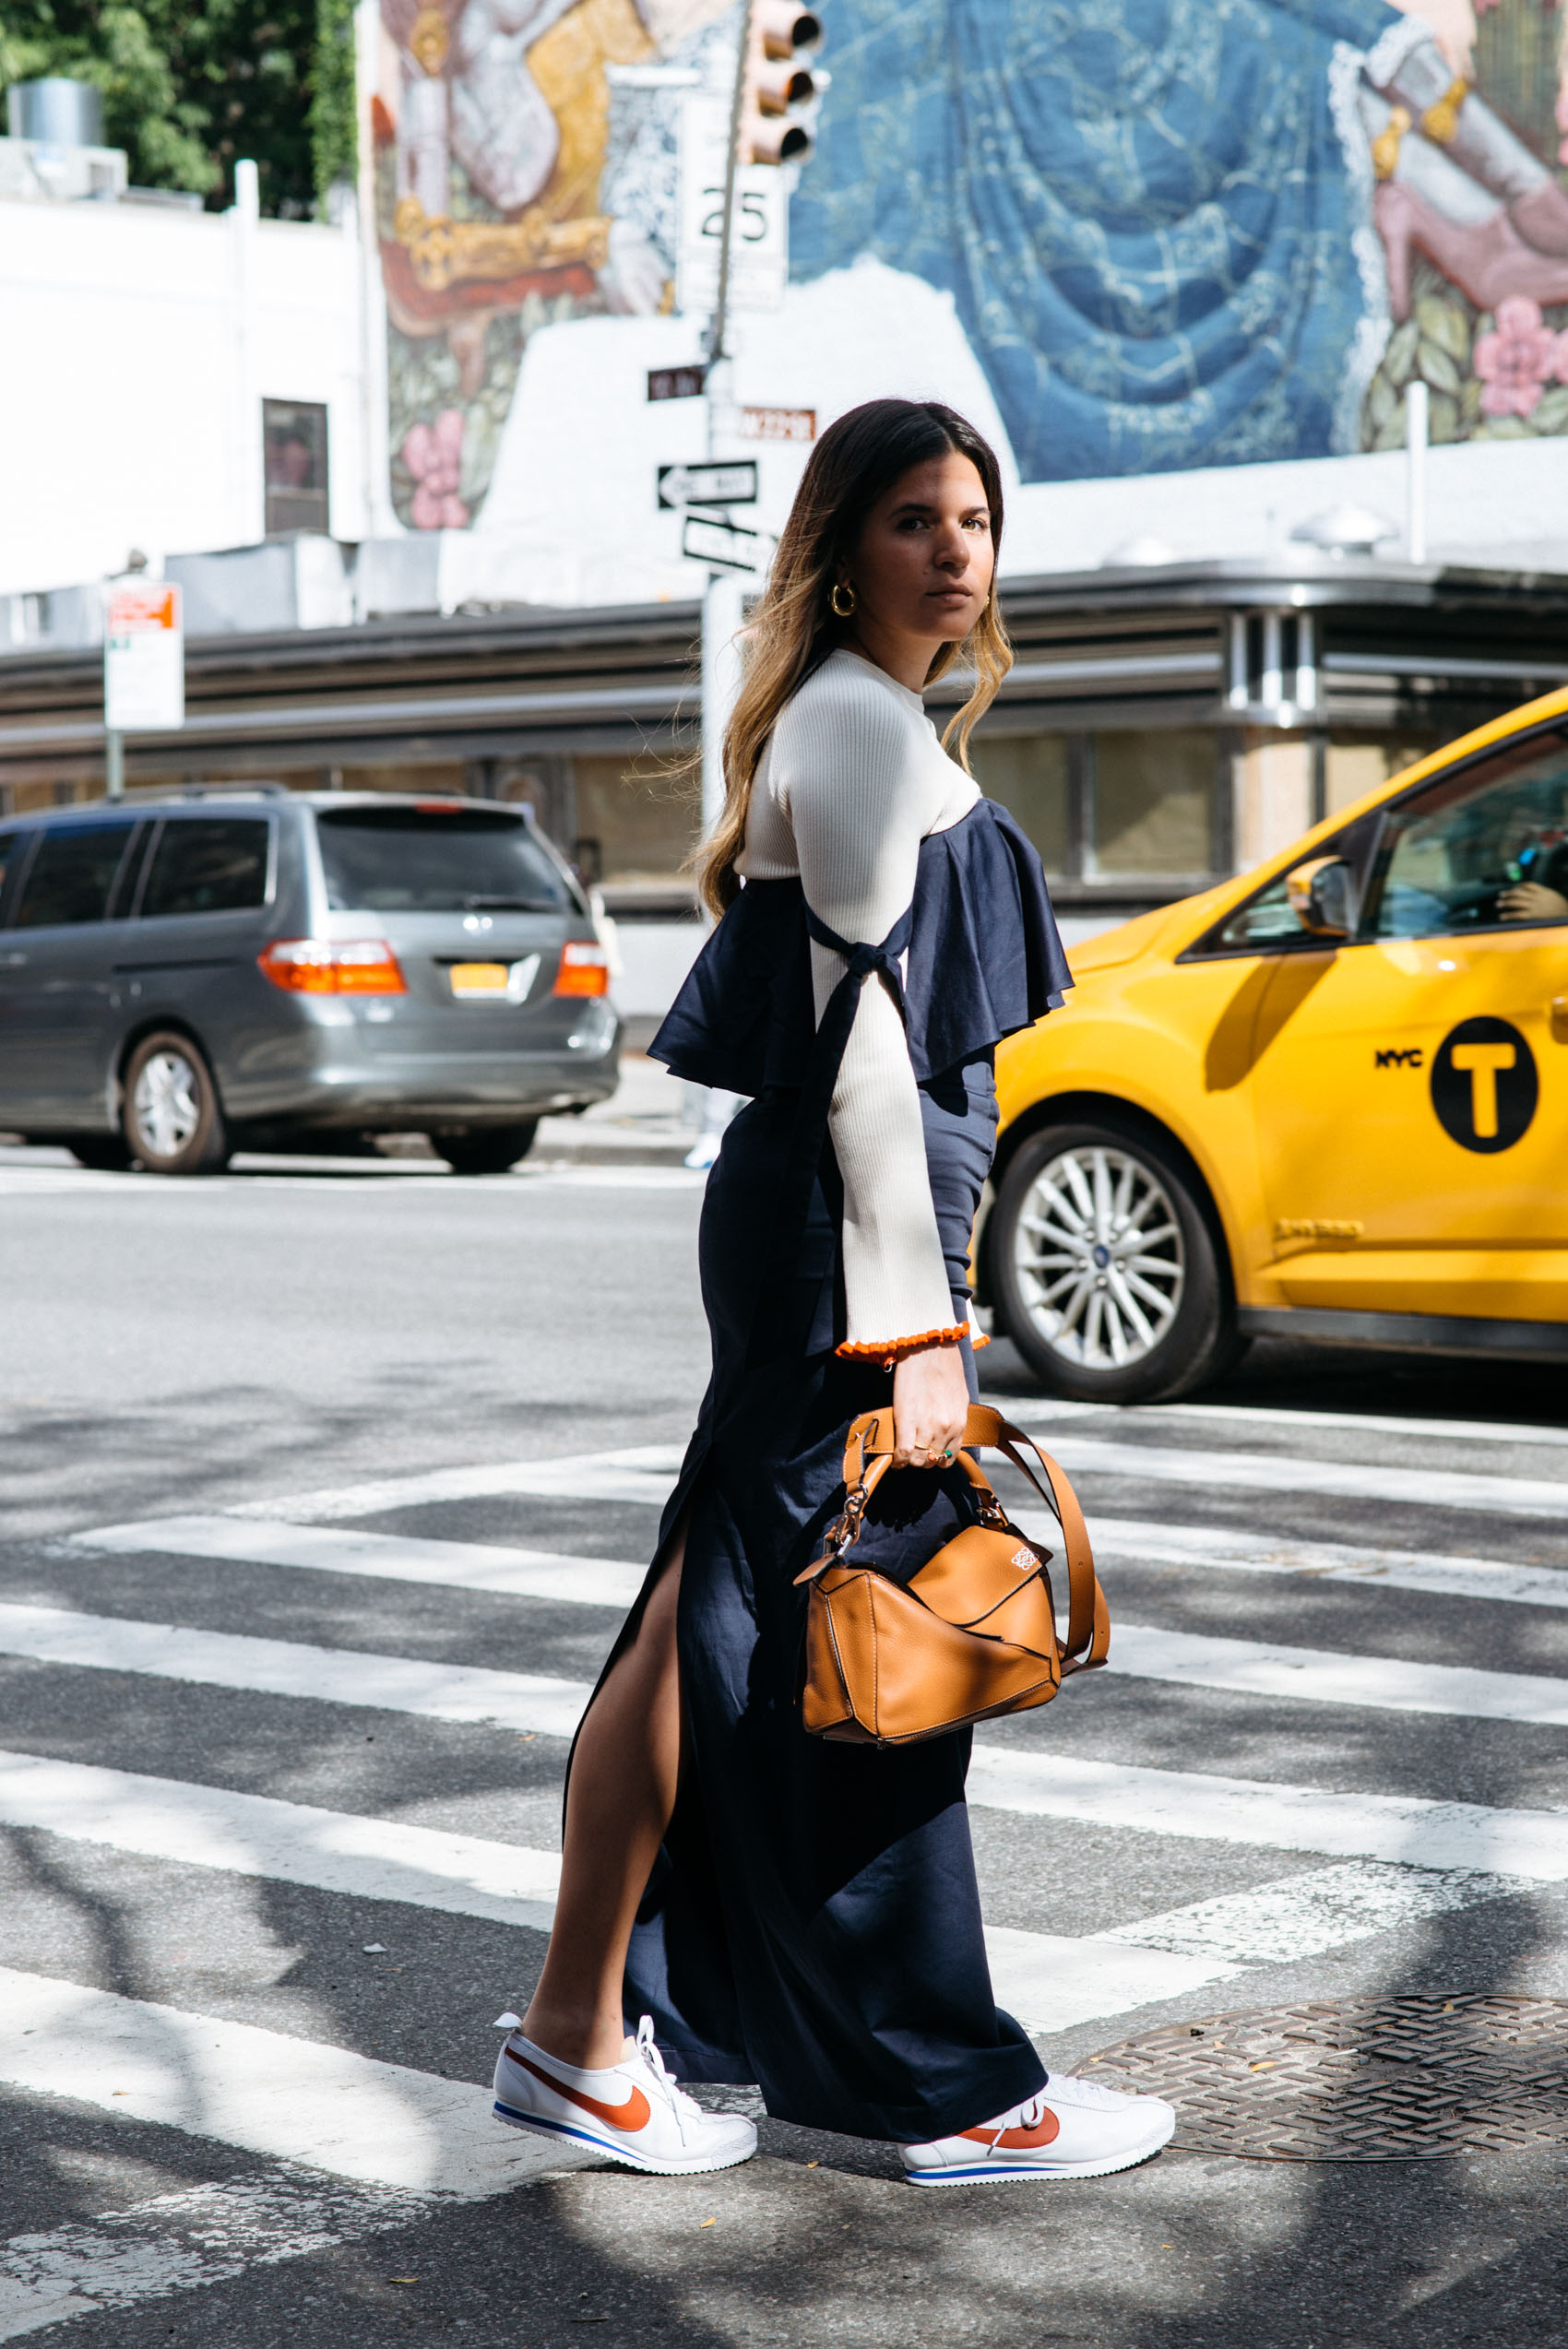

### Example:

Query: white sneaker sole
xmin=903 ymin=2112 xmax=1176 ymax=2185
xmin=493 ymin=2094 xmax=757 ymax=2177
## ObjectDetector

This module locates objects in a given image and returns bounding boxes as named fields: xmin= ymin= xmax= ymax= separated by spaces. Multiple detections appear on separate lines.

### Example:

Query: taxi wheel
xmin=123 ymin=1031 xmax=231 ymax=1176
xmin=992 ymin=1120 xmax=1243 ymax=1404
xmin=429 ymin=1121 xmax=539 ymax=1174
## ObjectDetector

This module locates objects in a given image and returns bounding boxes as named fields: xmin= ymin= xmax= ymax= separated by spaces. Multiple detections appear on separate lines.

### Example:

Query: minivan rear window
xmin=141 ymin=818 xmax=270 ymax=918
xmin=14 ymin=822 xmax=137 ymax=928
xmin=315 ymin=807 xmax=567 ymax=913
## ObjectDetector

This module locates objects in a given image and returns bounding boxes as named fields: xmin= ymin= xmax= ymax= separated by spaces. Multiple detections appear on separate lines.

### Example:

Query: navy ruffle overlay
xmin=577 ymin=794 xmax=1072 ymax=2143
xmin=650 ymin=798 xmax=1071 ymax=1097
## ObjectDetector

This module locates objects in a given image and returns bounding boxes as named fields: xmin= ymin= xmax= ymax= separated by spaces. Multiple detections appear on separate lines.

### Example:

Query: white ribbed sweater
xmin=739 ymin=648 xmax=980 ymax=1355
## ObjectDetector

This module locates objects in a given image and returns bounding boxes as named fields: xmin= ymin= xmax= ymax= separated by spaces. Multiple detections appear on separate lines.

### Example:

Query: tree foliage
xmin=0 ymin=0 xmax=355 ymax=215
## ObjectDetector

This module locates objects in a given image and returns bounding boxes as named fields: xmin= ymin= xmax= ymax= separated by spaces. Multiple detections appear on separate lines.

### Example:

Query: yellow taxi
xmin=981 ymin=687 xmax=1568 ymax=1401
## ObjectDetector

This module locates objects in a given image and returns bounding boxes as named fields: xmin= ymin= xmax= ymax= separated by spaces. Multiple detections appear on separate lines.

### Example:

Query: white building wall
xmin=0 ymin=186 xmax=373 ymax=598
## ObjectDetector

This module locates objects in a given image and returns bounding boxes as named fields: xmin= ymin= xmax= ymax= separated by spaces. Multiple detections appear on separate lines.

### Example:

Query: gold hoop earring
xmin=831 ymin=581 xmax=856 ymax=619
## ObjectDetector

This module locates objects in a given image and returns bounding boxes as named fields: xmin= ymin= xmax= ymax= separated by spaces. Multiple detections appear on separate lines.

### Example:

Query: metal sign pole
xmin=105 ymin=730 xmax=125 ymax=801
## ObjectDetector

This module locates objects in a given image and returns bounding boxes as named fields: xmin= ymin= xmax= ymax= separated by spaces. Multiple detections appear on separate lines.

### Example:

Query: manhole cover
xmin=1082 ymin=1996 xmax=1568 ymax=2160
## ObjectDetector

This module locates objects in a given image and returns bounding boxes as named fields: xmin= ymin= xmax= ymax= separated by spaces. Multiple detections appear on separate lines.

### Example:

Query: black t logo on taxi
xmin=1431 ymin=1017 xmax=1538 ymax=1154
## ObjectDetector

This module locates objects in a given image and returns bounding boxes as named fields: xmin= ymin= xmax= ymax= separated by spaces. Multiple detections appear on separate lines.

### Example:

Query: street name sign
xmin=677 ymin=94 xmax=787 ymax=316
xmin=658 ymin=459 xmax=759 ymax=510
xmin=647 ymin=363 xmax=707 ymax=402
xmin=741 ymin=406 xmax=815 ymax=441
xmin=104 ymin=581 xmax=184 ymax=731
xmin=683 ymin=514 xmax=768 ymax=574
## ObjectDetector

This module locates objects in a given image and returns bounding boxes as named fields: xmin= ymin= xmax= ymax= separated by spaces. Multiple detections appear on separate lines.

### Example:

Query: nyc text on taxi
xmin=983 ymin=690 xmax=1568 ymax=1401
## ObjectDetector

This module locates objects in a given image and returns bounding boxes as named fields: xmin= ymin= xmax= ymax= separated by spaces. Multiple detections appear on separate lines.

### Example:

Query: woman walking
xmin=493 ymin=398 xmax=1175 ymax=2184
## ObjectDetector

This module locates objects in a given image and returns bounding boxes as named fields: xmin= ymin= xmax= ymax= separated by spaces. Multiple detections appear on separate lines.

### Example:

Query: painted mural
xmin=371 ymin=0 xmax=1568 ymax=521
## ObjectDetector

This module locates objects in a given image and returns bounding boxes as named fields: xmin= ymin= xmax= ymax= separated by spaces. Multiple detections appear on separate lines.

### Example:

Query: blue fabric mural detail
xmin=790 ymin=0 xmax=1399 ymax=481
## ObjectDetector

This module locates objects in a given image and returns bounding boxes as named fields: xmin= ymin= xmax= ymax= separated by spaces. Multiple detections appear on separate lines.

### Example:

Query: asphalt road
xmin=3 ymin=1136 xmax=1568 ymax=2349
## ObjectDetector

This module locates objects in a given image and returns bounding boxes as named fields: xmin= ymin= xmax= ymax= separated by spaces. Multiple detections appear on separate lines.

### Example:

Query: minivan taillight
xmin=257 ymin=938 xmax=407 ymax=995
xmin=553 ymin=941 xmax=611 ymax=998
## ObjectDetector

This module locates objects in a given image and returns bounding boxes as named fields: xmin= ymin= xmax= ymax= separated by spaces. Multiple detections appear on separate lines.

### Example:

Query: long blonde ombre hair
xmin=695 ymin=398 xmax=1011 ymax=919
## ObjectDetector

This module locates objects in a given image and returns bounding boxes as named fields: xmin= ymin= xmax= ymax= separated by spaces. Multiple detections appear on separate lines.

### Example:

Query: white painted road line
xmin=1021 ymin=1436 xmax=1568 ymax=1522
xmin=73 ymin=1515 xmax=646 ymax=1611
xmin=991 ymin=1394 xmax=1568 ymax=1452
xmin=0 ymin=1750 xmax=561 ymax=1931
xmin=0 ymin=2176 xmax=430 ymax=2344
xmin=0 ymin=1602 xmax=593 ymax=1738
xmin=17 ymin=1589 xmax=1568 ymax=1738
xmin=3 ymin=1757 xmax=1525 ymax=2056
xmin=1020 ymin=1514 xmax=1568 ymax=1612
xmin=238 ymin=1446 xmax=686 ymax=1524
xmin=246 ymin=1435 xmax=1568 ymax=1528
xmin=1105 ymin=1857 xmax=1526 ymax=1968
xmin=75 ymin=1508 xmax=1568 ymax=1620
xmin=0 ymin=1966 xmax=580 ymax=2198
xmin=967 ymin=1745 xmax=1568 ymax=1880
xmin=1108 ymin=1619 xmax=1568 ymax=1728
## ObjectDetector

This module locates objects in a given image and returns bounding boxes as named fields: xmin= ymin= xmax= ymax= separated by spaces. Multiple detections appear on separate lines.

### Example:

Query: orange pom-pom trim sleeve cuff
xmin=834 ymin=1323 xmax=968 ymax=1369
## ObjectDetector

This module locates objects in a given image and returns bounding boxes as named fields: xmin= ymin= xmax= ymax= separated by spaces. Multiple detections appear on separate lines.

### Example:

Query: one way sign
xmin=657 ymin=460 xmax=758 ymax=510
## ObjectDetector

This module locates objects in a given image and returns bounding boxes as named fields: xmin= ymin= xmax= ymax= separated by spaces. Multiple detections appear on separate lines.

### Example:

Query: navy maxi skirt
xmin=596 ymin=1053 xmax=1048 ymax=2144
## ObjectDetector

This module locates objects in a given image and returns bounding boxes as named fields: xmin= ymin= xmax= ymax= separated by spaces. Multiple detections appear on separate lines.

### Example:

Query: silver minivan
xmin=0 ymin=787 xmax=620 ymax=1173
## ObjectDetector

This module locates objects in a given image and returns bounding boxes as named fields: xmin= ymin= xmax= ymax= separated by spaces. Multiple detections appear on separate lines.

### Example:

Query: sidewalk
xmin=532 ymin=1052 xmax=709 ymax=1168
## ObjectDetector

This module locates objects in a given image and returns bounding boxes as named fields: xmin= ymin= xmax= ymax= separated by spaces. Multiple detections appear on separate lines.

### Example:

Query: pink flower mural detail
xmin=1472 ymin=296 xmax=1568 ymax=418
xmin=402 ymin=409 xmax=469 ymax=529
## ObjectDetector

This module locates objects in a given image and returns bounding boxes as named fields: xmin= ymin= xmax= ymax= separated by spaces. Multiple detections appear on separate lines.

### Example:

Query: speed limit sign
xmin=677 ymin=94 xmax=788 ymax=316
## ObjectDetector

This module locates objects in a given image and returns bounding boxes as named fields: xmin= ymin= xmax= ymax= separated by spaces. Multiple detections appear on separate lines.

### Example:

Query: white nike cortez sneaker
xmin=901 ymin=2070 xmax=1176 ymax=2184
xmin=492 ymin=2012 xmax=757 ymax=2176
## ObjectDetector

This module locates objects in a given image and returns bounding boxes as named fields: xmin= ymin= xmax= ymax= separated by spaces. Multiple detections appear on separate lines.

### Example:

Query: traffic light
xmin=740 ymin=0 xmax=824 ymax=166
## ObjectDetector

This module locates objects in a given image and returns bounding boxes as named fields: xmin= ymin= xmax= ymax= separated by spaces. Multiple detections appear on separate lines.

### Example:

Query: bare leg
xmin=520 ymin=1530 xmax=684 ymax=2070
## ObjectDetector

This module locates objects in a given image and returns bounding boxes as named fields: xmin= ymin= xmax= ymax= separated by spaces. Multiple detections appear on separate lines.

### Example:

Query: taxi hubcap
xmin=1013 ymin=1145 xmax=1184 ymax=1369
xmin=134 ymin=1050 xmax=201 ymax=1159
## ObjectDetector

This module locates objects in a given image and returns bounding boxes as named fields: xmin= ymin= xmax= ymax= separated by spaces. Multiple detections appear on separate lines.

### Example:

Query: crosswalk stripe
xmin=242 ymin=1437 xmax=1567 ymax=1527
xmin=14 ymin=1590 xmax=1568 ymax=1737
xmin=1028 ymin=1514 xmax=1568 ymax=1611
xmin=0 ymin=1751 xmax=1527 ymax=2046
xmin=993 ymin=1394 xmax=1568 ymax=1452
xmin=0 ymin=1750 xmax=561 ymax=1931
xmin=967 ymin=1745 xmax=1568 ymax=1880
xmin=75 ymin=1509 xmax=1568 ymax=1619
xmin=232 ymin=1446 xmax=685 ymax=1524
xmin=0 ymin=2176 xmax=432 ymax=2344
xmin=72 ymin=1515 xmax=647 ymax=1609
xmin=0 ymin=1602 xmax=593 ymax=1737
xmin=0 ymin=1966 xmax=578 ymax=2198
xmin=1106 ymin=1620 xmax=1568 ymax=1726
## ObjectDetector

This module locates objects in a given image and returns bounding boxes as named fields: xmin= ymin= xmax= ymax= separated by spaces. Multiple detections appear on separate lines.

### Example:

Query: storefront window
xmin=968 ymin=732 xmax=1070 ymax=872
xmin=264 ymin=401 xmax=330 ymax=538
xmin=1090 ymin=730 xmax=1215 ymax=876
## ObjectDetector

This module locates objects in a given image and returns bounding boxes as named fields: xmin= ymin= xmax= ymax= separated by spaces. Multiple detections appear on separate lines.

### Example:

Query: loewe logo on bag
xmin=1011 ymin=1547 xmax=1036 ymax=1572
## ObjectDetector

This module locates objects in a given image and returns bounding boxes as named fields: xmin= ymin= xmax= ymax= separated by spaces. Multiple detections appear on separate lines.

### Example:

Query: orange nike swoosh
xmin=510 ymin=2049 xmax=652 ymax=2133
xmin=960 ymin=2107 xmax=1060 ymax=2150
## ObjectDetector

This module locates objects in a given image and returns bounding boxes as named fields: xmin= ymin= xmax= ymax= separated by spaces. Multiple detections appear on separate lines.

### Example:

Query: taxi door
xmin=1249 ymin=722 xmax=1568 ymax=1325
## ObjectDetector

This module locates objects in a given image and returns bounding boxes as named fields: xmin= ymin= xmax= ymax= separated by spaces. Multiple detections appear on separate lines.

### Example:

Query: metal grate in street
xmin=1083 ymin=1996 xmax=1568 ymax=2160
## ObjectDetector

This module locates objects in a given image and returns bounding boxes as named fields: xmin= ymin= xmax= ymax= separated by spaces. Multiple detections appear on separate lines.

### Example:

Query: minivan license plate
xmin=449 ymin=962 xmax=510 ymax=999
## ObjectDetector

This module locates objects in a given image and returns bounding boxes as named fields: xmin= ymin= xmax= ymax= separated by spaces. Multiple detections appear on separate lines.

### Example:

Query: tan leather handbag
xmin=795 ymin=1404 xmax=1110 ymax=1747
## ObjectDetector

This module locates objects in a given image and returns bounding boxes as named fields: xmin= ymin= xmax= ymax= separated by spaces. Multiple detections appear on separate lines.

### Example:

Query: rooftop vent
xmin=1289 ymin=503 xmax=1397 ymax=557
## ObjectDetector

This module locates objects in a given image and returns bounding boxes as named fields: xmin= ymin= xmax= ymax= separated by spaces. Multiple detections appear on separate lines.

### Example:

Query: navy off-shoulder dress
xmin=580 ymin=798 xmax=1071 ymax=2144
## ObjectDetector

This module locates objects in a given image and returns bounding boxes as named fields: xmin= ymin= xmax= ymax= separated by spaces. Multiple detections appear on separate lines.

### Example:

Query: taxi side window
xmin=1363 ymin=726 xmax=1568 ymax=940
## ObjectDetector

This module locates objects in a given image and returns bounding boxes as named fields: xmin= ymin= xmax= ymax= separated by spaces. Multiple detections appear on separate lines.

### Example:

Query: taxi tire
xmin=122 ymin=1030 xmax=232 ymax=1177
xmin=430 ymin=1121 xmax=540 ymax=1174
xmin=992 ymin=1118 xmax=1244 ymax=1405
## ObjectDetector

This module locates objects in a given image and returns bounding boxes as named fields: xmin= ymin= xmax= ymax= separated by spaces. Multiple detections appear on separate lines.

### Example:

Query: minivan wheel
xmin=124 ymin=1032 xmax=231 ymax=1175
xmin=991 ymin=1120 xmax=1244 ymax=1404
xmin=69 ymin=1134 xmax=135 ymax=1170
xmin=430 ymin=1121 xmax=539 ymax=1175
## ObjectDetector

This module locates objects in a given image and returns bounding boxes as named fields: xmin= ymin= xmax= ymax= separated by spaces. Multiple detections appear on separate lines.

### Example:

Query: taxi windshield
xmin=1365 ymin=727 xmax=1568 ymax=939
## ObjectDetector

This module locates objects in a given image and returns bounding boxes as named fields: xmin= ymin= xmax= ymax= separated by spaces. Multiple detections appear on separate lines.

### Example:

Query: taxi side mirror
xmin=1286 ymin=856 xmax=1353 ymax=940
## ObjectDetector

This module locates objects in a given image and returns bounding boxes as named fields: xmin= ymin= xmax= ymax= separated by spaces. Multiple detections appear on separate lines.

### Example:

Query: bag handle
xmin=808 ymin=1404 xmax=1108 ymax=1673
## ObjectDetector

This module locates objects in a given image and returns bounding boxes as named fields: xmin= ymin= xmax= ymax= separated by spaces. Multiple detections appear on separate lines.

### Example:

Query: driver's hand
xmin=1498 ymin=881 xmax=1568 ymax=921
xmin=891 ymin=1341 xmax=969 ymax=1470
